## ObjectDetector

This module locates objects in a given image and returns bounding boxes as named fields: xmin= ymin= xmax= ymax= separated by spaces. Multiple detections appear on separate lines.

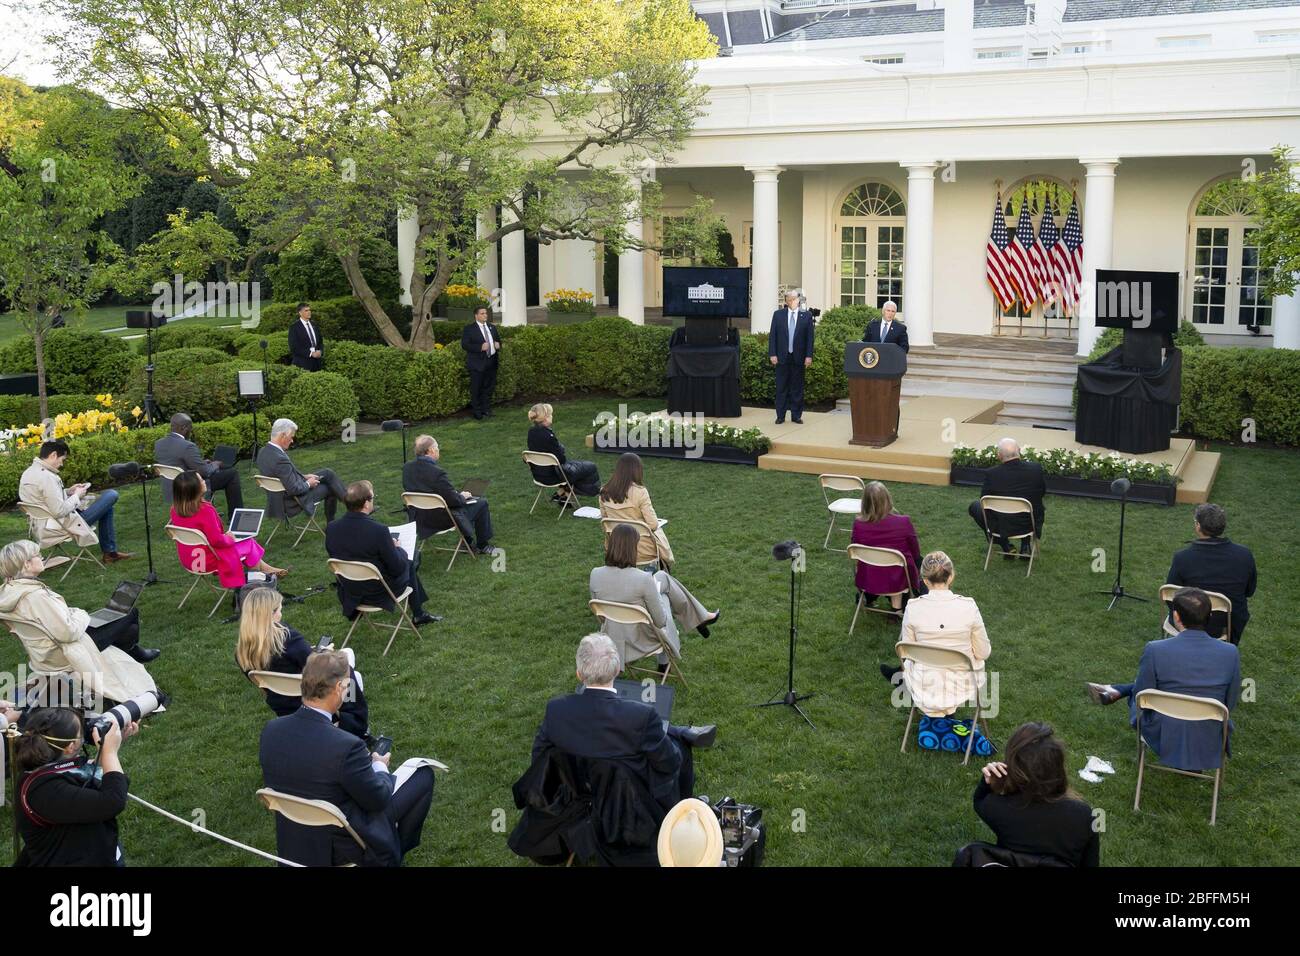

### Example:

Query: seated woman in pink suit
xmin=170 ymin=470 xmax=286 ymax=587
xmin=850 ymin=480 xmax=924 ymax=611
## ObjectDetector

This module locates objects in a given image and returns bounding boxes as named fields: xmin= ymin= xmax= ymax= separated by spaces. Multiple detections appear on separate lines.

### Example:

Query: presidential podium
xmin=844 ymin=342 xmax=907 ymax=447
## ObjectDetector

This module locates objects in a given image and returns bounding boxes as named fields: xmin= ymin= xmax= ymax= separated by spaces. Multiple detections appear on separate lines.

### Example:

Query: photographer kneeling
xmin=13 ymin=707 xmax=138 ymax=866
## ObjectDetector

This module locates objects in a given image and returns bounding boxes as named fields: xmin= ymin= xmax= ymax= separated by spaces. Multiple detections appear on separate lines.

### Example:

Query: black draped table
xmin=1075 ymin=346 xmax=1182 ymax=454
xmin=666 ymin=342 xmax=741 ymax=418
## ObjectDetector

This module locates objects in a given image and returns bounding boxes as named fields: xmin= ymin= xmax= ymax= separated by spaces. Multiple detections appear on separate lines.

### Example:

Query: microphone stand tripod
xmin=756 ymin=552 xmax=815 ymax=728
xmin=1097 ymin=482 xmax=1147 ymax=611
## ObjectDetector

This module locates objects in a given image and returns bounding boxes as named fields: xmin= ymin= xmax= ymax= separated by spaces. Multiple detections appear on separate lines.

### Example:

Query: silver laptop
xmin=229 ymin=508 xmax=265 ymax=541
xmin=86 ymin=581 xmax=144 ymax=628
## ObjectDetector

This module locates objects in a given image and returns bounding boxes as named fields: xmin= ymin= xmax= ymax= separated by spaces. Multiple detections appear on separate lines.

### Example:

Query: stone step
xmin=903 ymin=366 xmax=1077 ymax=388
xmin=908 ymin=353 xmax=1081 ymax=377
xmin=757 ymin=452 xmax=952 ymax=486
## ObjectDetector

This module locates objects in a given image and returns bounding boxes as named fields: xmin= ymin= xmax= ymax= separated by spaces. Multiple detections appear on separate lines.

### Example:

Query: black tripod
xmin=382 ymin=420 xmax=411 ymax=513
xmin=757 ymin=547 xmax=815 ymax=728
xmin=1096 ymin=477 xmax=1147 ymax=610
xmin=142 ymin=323 xmax=161 ymax=427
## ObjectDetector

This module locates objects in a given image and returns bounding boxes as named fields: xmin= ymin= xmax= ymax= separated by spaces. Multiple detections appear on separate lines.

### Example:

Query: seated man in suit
xmin=402 ymin=434 xmax=496 ymax=554
xmin=19 ymin=439 xmax=133 ymax=563
xmin=1166 ymin=503 xmax=1256 ymax=644
xmin=863 ymin=299 xmax=909 ymax=353
xmin=255 ymin=418 xmax=347 ymax=523
xmin=288 ymin=301 xmax=324 ymax=371
xmin=967 ymin=437 xmax=1047 ymax=556
xmin=259 ymin=651 xmax=434 ymax=866
xmin=1086 ymin=588 xmax=1241 ymax=772
xmin=533 ymin=634 xmax=717 ymax=807
xmin=154 ymin=412 xmax=243 ymax=513
xmin=325 ymin=480 xmax=438 ymax=628
xmin=768 ymin=289 xmax=815 ymax=425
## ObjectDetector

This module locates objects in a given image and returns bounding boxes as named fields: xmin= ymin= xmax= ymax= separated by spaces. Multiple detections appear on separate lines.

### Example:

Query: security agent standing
xmin=288 ymin=301 xmax=324 ymax=371
xmin=461 ymin=305 xmax=502 ymax=420
xmin=768 ymin=290 xmax=815 ymax=424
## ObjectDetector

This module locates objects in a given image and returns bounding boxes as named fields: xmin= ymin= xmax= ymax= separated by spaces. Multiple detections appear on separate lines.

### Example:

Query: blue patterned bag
xmin=917 ymin=716 xmax=997 ymax=757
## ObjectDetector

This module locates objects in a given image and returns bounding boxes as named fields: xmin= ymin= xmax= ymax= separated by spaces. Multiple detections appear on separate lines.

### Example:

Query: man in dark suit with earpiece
xmin=768 ymin=289 xmax=815 ymax=424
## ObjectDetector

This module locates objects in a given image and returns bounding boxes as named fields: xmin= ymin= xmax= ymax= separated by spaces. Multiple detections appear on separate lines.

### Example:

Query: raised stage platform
xmin=653 ymin=397 xmax=1219 ymax=504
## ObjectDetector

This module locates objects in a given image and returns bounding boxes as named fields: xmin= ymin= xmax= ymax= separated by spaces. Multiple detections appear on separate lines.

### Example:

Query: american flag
xmin=1007 ymin=200 xmax=1043 ymax=308
xmin=1038 ymin=200 xmax=1061 ymax=309
xmin=1052 ymin=194 xmax=1084 ymax=317
xmin=985 ymin=194 xmax=1018 ymax=311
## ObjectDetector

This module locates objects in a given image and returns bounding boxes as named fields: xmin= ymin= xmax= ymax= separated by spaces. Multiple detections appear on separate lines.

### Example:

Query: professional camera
xmin=85 ymin=690 xmax=170 ymax=741
xmin=701 ymin=795 xmax=766 ymax=867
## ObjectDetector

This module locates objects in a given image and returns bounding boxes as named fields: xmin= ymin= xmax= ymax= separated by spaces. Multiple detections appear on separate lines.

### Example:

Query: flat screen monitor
xmin=662 ymin=266 xmax=750 ymax=318
xmin=1095 ymin=269 xmax=1179 ymax=333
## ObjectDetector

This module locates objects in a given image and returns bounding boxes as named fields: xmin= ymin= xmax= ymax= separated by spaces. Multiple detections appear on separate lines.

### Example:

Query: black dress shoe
xmin=412 ymin=613 xmax=443 ymax=627
xmin=774 ymin=417 xmax=785 ymax=425
xmin=128 ymin=646 xmax=161 ymax=664
xmin=696 ymin=610 xmax=721 ymax=638
xmin=484 ymin=408 xmax=494 ymax=418
xmin=792 ymin=417 xmax=803 ymax=424
xmin=678 ymin=725 xmax=717 ymax=749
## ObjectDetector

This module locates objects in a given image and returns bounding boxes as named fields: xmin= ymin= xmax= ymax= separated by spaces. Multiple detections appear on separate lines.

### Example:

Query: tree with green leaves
xmin=0 ymin=83 xmax=144 ymax=419
xmin=1244 ymin=146 xmax=1300 ymax=300
xmin=53 ymin=0 xmax=717 ymax=350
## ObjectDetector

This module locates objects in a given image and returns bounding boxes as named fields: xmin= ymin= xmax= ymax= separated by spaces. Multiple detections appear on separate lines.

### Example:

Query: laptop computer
xmin=86 ymin=580 xmax=145 ymax=629
xmin=228 ymin=508 xmax=265 ymax=541
xmin=212 ymin=444 xmax=238 ymax=468
xmin=460 ymin=478 xmax=490 ymax=498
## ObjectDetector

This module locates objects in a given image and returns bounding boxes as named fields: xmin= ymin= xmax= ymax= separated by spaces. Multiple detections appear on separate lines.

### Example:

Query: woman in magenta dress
xmin=169 ymin=470 xmax=286 ymax=587
xmin=851 ymin=480 xmax=924 ymax=611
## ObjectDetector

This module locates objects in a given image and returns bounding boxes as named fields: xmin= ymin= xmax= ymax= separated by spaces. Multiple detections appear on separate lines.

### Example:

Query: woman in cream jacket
xmin=882 ymin=551 xmax=990 ymax=717
xmin=0 ymin=540 xmax=157 ymax=706
xmin=598 ymin=452 xmax=674 ymax=569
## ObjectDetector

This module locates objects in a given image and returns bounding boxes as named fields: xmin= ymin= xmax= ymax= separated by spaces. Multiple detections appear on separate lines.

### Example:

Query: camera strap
xmin=17 ymin=758 xmax=87 ymax=828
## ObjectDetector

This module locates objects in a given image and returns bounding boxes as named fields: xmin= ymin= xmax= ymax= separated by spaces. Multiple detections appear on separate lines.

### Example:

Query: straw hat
xmin=657 ymin=798 xmax=724 ymax=867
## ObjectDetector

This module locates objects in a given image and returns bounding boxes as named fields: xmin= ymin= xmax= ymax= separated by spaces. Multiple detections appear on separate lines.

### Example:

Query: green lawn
xmin=0 ymin=306 xmax=251 ymax=344
xmin=0 ymin=396 xmax=1293 ymax=866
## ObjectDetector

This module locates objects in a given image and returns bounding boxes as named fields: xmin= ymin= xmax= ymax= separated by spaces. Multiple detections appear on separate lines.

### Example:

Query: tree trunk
xmin=338 ymin=251 xmax=407 ymax=349
xmin=33 ymin=326 xmax=48 ymax=422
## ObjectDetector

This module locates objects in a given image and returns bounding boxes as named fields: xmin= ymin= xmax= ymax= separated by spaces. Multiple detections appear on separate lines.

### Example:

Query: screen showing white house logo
xmin=686 ymin=282 xmax=725 ymax=302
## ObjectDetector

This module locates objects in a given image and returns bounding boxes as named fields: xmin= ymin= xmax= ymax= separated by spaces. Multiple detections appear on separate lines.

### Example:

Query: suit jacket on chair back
xmin=259 ymin=706 xmax=401 ymax=866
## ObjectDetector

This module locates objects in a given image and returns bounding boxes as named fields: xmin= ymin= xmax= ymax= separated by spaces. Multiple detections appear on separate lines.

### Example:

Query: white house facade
xmin=407 ymin=0 xmax=1300 ymax=356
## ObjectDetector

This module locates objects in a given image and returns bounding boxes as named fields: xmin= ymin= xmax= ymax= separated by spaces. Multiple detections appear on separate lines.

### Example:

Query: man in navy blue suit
xmin=533 ymin=634 xmax=717 ymax=806
xmin=1166 ymin=503 xmax=1256 ymax=644
xmin=1086 ymin=588 xmax=1241 ymax=772
xmin=768 ymin=290 xmax=815 ymax=424
xmin=863 ymin=300 xmax=909 ymax=353
xmin=259 ymin=652 xmax=435 ymax=866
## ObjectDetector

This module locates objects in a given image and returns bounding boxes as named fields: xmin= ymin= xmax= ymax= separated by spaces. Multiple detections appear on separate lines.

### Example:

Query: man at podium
xmin=863 ymin=300 xmax=909 ymax=353
xmin=768 ymin=289 xmax=815 ymax=424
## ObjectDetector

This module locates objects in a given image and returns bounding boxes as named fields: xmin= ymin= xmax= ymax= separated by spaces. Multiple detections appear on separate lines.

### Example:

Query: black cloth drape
xmin=666 ymin=344 xmax=741 ymax=417
xmin=1075 ymin=345 xmax=1182 ymax=454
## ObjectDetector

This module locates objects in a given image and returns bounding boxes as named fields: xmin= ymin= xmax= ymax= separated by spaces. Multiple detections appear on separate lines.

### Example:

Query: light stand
xmin=1096 ymin=477 xmax=1148 ymax=610
xmin=238 ymin=370 xmax=265 ymax=477
xmin=125 ymin=310 xmax=167 ymax=426
xmin=756 ymin=540 xmax=815 ymax=728
xmin=108 ymin=462 xmax=161 ymax=585
xmin=381 ymin=419 xmax=411 ymax=513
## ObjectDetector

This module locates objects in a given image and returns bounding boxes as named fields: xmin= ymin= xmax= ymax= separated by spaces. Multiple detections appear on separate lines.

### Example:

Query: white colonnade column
xmin=1076 ymin=158 xmax=1119 ymax=356
xmin=901 ymin=161 xmax=939 ymax=348
xmin=747 ymin=165 xmax=783 ymax=333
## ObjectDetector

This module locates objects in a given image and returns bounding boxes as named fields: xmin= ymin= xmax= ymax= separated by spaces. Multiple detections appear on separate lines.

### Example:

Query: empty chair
xmin=819 ymin=474 xmax=865 ymax=551
xmin=979 ymin=495 xmax=1039 ymax=576
xmin=1133 ymin=689 xmax=1231 ymax=825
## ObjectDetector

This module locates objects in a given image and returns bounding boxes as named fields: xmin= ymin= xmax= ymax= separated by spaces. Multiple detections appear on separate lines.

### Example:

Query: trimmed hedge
xmin=147 ymin=324 xmax=242 ymax=355
xmin=257 ymin=296 xmax=412 ymax=345
xmin=1180 ymin=347 xmax=1300 ymax=445
xmin=277 ymin=372 xmax=360 ymax=444
xmin=0 ymin=328 xmax=135 ymax=395
xmin=0 ymin=394 xmax=101 ymax=429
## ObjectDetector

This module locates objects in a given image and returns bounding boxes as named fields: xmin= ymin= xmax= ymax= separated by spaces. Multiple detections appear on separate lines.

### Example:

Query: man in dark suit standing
xmin=1166 ymin=503 xmax=1256 ymax=644
xmin=768 ymin=290 xmax=815 ymax=425
xmin=259 ymin=652 xmax=435 ymax=866
xmin=153 ymin=412 xmax=243 ymax=512
xmin=255 ymin=418 xmax=347 ymax=523
xmin=288 ymin=302 xmax=323 ymax=371
xmin=863 ymin=300 xmax=909 ymax=353
xmin=325 ymin=480 xmax=438 ymax=627
xmin=533 ymin=634 xmax=716 ymax=806
xmin=461 ymin=305 xmax=501 ymax=420
xmin=402 ymin=434 xmax=496 ymax=554
xmin=967 ymin=437 xmax=1046 ymax=555
xmin=1087 ymin=588 xmax=1240 ymax=773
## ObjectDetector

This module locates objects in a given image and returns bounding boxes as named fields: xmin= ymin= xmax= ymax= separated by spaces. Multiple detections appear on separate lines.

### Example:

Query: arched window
xmin=839 ymin=182 xmax=906 ymax=217
xmin=836 ymin=181 xmax=906 ymax=310
xmin=1187 ymin=177 xmax=1270 ymax=331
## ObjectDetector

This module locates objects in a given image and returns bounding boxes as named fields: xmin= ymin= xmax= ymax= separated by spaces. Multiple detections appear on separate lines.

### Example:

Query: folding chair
xmin=18 ymin=500 xmax=104 ymax=582
xmin=979 ymin=495 xmax=1039 ymax=577
xmin=599 ymin=517 xmax=668 ymax=572
xmin=819 ymin=474 xmax=865 ymax=551
xmin=152 ymin=463 xmax=183 ymax=482
xmin=895 ymin=639 xmax=989 ymax=767
xmin=848 ymin=544 xmax=917 ymax=633
xmin=588 ymin=598 xmax=685 ymax=686
xmin=247 ymin=670 xmax=304 ymax=698
xmin=522 ymin=450 xmax=578 ymax=518
xmin=1133 ymin=689 xmax=1231 ymax=825
xmin=327 ymin=558 xmax=419 ymax=657
xmin=164 ymin=524 xmax=230 ymax=618
xmin=256 ymin=788 xmax=365 ymax=866
xmin=400 ymin=492 xmax=477 ymax=571
xmin=1157 ymin=585 xmax=1233 ymax=641
xmin=254 ymin=474 xmax=325 ymax=548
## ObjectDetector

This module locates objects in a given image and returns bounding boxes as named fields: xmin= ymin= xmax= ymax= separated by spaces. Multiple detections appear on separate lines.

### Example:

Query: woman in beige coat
xmin=598 ymin=452 xmax=674 ymax=569
xmin=881 ymin=551 xmax=990 ymax=717
xmin=0 ymin=540 xmax=157 ymax=707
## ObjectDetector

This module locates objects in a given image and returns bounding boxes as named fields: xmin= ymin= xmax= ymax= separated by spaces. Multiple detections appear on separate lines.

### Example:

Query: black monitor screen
xmin=662 ymin=267 xmax=750 ymax=318
xmin=1095 ymin=270 xmax=1179 ymax=332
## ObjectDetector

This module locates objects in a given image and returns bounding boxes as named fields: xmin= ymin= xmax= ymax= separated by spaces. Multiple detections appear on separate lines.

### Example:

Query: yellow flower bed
xmin=1 ymin=394 xmax=138 ymax=453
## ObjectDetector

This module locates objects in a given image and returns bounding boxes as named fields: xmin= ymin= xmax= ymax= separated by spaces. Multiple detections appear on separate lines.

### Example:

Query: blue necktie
xmin=788 ymin=310 xmax=796 ymax=353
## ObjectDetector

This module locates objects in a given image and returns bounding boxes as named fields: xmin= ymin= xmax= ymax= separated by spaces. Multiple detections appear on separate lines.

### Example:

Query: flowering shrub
xmin=544 ymin=288 xmax=596 ymax=315
xmin=591 ymin=411 xmax=771 ymax=455
xmin=951 ymin=443 xmax=1176 ymax=485
xmin=442 ymin=284 xmax=491 ymax=309
xmin=0 ymin=394 xmax=139 ymax=453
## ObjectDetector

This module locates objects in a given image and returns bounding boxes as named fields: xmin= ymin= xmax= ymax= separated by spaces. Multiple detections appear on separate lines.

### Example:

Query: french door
xmin=1187 ymin=221 xmax=1273 ymax=332
xmin=836 ymin=221 xmax=904 ymax=313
